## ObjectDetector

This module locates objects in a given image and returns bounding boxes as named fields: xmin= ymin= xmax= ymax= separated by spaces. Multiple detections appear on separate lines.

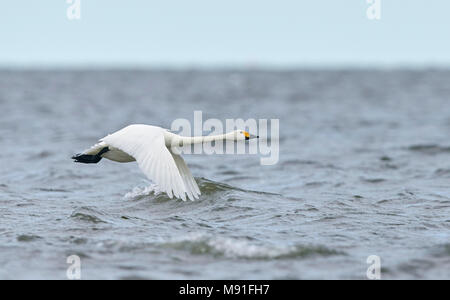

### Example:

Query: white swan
xmin=72 ymin=124 xmax=258 ymax=201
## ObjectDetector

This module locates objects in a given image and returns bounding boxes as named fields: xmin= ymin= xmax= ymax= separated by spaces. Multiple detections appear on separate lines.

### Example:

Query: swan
xmin=72 ymin=124 xmax=258 ymax=201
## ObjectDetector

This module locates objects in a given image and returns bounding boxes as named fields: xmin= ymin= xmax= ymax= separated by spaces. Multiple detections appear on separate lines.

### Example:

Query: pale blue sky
xmin=1 ymin=1 xmax=449 ymax=68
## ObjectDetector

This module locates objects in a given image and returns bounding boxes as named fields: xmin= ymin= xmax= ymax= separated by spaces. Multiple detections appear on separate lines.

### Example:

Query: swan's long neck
xmin=179 ymin=133 xmax=228 ymax=145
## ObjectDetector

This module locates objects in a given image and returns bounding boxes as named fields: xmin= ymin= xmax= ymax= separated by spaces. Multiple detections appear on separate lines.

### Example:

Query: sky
xmin=1 ymin=0 xmax=449 ymax=68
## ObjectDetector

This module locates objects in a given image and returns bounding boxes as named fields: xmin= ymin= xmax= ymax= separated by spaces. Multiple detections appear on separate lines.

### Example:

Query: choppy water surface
xmin=0 ymin=69 xmax=449 ymax=279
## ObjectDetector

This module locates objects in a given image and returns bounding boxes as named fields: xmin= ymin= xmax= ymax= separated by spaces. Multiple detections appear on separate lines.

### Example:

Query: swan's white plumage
xmin=171 ymin=151 xmax=201 ymax=200
xmin=101 ymin=125 xmax=200 ymax=201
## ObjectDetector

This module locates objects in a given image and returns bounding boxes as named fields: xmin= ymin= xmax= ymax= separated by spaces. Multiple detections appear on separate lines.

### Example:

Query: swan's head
xmin=228 ymin=130 xmax=259 ymax=141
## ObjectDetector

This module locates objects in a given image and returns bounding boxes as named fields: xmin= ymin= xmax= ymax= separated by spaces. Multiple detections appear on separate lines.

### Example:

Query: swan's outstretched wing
xmin=101 ymin=125 xmax=192 ymax=201
xmin=170 ymin=151 xmax=201 ymax=200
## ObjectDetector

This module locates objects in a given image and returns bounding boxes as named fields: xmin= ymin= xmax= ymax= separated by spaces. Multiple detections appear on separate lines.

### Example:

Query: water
xmin=0 ymin=69 xmax=449 ymax=279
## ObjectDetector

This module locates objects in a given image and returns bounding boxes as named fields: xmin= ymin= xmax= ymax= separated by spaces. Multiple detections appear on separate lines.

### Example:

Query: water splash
xmin=124 ymin=184 xmax=162 ymax=200
xmin=124 ymin=178 xmax=280 ymax=201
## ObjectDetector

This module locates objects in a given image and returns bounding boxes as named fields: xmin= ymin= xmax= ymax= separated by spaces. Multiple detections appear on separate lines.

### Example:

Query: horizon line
xmin=1 ymin=62 xmax=450 ymax=72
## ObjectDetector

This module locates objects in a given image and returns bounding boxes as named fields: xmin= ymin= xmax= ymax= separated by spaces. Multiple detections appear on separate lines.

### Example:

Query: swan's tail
xmin=72 ymin=146 xmax=109 ymax=164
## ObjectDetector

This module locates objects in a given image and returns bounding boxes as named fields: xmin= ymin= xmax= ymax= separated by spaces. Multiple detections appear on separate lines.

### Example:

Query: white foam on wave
xmin=166 ymin=232 xmax=314 ymax=259
xmin=208 ymin=236 xmax=291 ymax=258
xmin=124 ymin=183 xmax=162 ymax=200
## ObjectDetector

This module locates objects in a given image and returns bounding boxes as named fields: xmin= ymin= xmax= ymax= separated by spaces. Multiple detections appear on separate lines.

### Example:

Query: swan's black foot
xmin=72 ymin=147 xmax=109 ymax=164
xmin=72 ymin=154 xmax=102 ymax=164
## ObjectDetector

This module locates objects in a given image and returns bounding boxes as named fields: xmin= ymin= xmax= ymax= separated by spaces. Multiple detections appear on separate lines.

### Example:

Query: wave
xmin=407 ymin=144 xmax=450 ymax=154
xmin=70 ymin=206 xmax=109 ymax=224
xmin=17 ymin=234 xmax=42 ymax=242
xmin=430 ymin=243 xmax=450 ymax=258
xmin=123 ymin=178 xmax=280 ymax=201
xmin=160 ymin=233 xmax=343 ymax=260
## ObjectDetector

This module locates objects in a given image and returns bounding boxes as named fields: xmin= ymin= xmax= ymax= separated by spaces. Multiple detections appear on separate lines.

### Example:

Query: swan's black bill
xmin=245 ymin=135 xmax=259 ymax=140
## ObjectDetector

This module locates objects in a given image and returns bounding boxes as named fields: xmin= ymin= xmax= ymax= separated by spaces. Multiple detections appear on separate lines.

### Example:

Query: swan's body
xmin=72 ymin=124 xmax=256 ymax=201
